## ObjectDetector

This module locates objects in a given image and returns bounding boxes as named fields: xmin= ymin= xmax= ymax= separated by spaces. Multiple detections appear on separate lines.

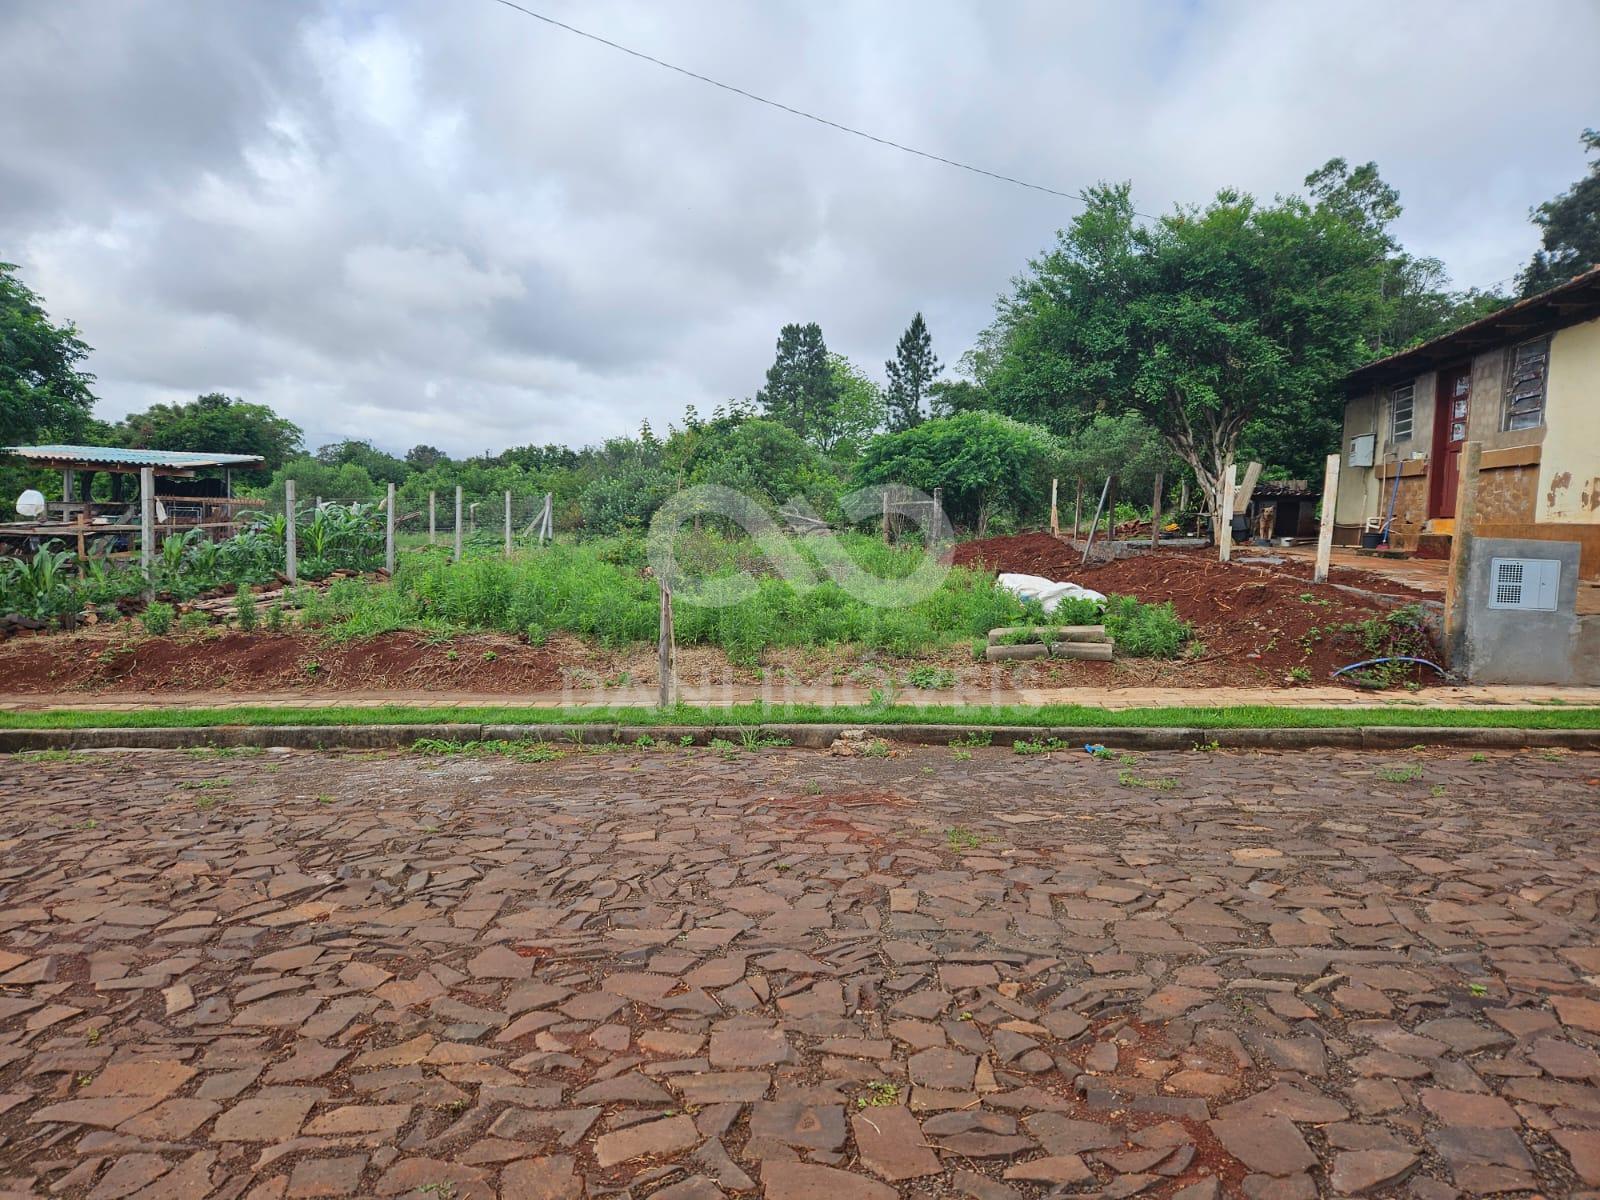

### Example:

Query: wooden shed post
xmin=1150 ymin=471 xmax=1163 ymax=552
xmin=139 ymin=467 xmax=156 ymax=596
xmin=658 ymin=578 xmax=678 ymax=709
xmin=453 ymin=486 xmax=463 ymax=563
xmin=284 ymin=478 xmax=298 ymax=585
xmin=1313 ymin=453 xmax=1340 ymax=584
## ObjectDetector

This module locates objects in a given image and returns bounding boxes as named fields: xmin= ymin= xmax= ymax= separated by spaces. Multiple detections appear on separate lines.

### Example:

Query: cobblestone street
xmin=1 ymin=743 xmax=1599 ymax=1199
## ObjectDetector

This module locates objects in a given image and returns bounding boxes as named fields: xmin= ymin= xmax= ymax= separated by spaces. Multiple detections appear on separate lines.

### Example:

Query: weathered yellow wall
xmin=1539 ymin=316 xmax=1600 ymax=523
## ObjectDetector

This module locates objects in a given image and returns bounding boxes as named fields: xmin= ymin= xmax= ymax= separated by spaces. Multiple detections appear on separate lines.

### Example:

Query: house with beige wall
xmin=1335 ymin=265 xmax=1600 ymax=578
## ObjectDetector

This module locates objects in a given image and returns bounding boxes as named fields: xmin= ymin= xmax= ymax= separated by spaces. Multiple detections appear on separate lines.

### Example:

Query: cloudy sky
xmin=2 ymin=1 xmax=1596 ymax=457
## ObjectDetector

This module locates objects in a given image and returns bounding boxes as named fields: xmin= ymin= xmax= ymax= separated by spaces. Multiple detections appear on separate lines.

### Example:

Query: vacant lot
xmin=1 ymin=744 xmax=1597 ymax=1198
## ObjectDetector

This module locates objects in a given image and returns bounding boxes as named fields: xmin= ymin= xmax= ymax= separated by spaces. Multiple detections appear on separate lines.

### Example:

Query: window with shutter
xmin=1503 ymin=337 xmax=1549 ymax=432
xmin=1390 ymin=382 xmax=1414 ymax=442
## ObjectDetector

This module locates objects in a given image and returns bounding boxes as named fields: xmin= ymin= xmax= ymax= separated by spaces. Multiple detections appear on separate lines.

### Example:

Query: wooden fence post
xmin=1073 ymin=479 xmax=1082 ymax=537
xmin=453 ymin=486 xmax=463 ymax=563
xmin=1313 ymin=452 xmax=1340 ymax=584
xmin=284 ymin=478 xmax=298 ymax=585
xmin=1150 ymin=472 xmax=1163 ymax=552
xmin=658 ymin=579 xmax=678 ymax=709
xmin=1219 ymin=465 xmax=1237 ymax=563
xmin=140 ymin=467 xmax=156 ymax=597
xmin=428 ymin=491 xmax=436 ymax=545
xmin=504 ymin=490 xmax=512 ymax=558
xmin=385 ymin=482 xmax=396 ymax=574
xmin=1050 ymin=478 xmax=1059 ymax=537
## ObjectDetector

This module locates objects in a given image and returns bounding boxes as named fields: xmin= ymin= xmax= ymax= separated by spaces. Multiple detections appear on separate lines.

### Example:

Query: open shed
xmin=1 ymin=444 xmax=266 ymax=559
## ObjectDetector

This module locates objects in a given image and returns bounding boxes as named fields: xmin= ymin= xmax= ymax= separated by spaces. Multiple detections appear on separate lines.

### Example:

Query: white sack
xmin=996 ymin=572 xmax=1107 ymax=615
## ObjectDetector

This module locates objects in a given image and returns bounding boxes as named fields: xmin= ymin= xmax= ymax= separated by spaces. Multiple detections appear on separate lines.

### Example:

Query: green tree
xmin=117 ymin=392 xmax=302 ymax=483
xmin=1520 ymin=129 xmax=1600 ymax=296
xmin=977 ymin=180 xmax=1386 ymax=535
xmin=0 ymin=262 xmax=97 ymax=445
xmin=927 ymin=378 xmax=991 ymax=418
xmin=314 ymin=439 xmax=408 ymax=486
xmin=1305 ymin=158 xmax=1506 ymax=351
xmin=405 ymin=444 xmax=450 ymax=470
xmin=821 ymin=353 xmax=885 ymax=456
xmin=756 ymin=323 xmax=839 ymax=443
xmin=856 ymin=412 xmax=1061 ymax=533
xmin=679 ymin=417 xmax=833 ymax=509
xmin=1058 ymin=412 xmax=1174 ymax=502
xmin=884 ymin=312 xmax=941 ymax=430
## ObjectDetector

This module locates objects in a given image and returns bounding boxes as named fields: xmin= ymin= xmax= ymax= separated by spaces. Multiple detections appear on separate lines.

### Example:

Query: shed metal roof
xmin=3 ymin=444 xmax=265 ymax=470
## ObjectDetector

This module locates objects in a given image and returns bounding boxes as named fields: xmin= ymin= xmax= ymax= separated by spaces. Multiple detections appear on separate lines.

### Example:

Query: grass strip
xmin=1 ymin=703 xmax=1598 ymax=731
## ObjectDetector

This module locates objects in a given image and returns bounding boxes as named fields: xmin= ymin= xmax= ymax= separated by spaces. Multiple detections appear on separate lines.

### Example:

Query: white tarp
xmin=997 ymin=572 xmax=1107 ymax=614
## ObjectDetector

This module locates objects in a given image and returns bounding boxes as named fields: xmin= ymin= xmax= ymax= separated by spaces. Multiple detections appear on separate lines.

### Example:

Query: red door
xmin=1430 ymin=365 xmax=1472 ymax=518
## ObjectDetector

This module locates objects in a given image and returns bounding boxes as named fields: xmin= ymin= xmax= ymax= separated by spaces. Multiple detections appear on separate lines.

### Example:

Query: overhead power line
xmin=484 ymin=0 xmax=1147 ymax=214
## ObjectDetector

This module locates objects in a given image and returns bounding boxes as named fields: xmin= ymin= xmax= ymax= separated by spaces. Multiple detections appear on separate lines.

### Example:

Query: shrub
xmin=1103 ymin=595 xmax=1192 ymax=658
xmin=141 ymin=602 xmax=175 ymax=635
xmin=235 ymin=590 xmax=257 ymax=631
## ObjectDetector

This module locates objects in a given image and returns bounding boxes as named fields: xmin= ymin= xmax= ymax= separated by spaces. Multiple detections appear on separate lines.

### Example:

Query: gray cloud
xmin=2 ymin=0 xmax=1595 ymax=456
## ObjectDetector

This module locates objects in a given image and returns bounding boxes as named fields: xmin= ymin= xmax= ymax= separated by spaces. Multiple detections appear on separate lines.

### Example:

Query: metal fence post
xmin=284 ymin=478 xmax=298 ymax=585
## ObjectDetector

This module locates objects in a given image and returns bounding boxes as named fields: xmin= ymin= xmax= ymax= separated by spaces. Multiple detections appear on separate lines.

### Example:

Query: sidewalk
xmin=5 ymin=682 xmax=1600 ymax=712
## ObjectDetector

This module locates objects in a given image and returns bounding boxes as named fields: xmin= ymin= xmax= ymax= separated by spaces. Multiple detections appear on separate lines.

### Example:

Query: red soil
xmin=954 ymin=533 xmax=1442 ymax=685
xmin=0 ymin=630 xmax=567 ymax=694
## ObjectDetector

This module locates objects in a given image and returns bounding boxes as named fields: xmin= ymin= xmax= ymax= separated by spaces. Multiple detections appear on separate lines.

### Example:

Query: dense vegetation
xmin=4 ymin=139 xmax=1595 ymax=662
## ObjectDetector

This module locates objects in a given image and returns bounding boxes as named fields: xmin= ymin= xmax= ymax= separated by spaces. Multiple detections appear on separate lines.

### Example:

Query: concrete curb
xmin=1 ymin=722 xmax=1598 ymax=754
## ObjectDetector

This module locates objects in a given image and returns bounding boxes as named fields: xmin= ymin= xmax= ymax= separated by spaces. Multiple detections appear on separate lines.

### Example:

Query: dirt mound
xmin=954 ymin=533 xmax=1441 ymax=685
xmin=0 ymin=630 xmax=568 ymax=694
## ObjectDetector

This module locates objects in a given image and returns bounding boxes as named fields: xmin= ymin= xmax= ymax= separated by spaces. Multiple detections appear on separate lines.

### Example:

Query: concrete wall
xmin=1538 ymin=315 xmax=1600 ymax=523
xmin=1458 ymin=537 xmax=1600 ymax=684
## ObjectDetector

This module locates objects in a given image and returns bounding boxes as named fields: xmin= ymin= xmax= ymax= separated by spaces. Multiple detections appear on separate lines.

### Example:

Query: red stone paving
xmin=1 ymin=743 xmax=1599 ymax=1198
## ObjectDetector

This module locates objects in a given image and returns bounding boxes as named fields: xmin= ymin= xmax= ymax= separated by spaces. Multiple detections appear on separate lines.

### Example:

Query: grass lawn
xmin=2 ymin=702 xmax=1598 ymax=731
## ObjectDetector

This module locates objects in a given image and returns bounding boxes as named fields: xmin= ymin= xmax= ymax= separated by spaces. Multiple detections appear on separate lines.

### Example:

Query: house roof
xmin=1343 ymin=265 xmax=1600 ymax=393
xmin=3 ymin=444 xmax=265 ymax=472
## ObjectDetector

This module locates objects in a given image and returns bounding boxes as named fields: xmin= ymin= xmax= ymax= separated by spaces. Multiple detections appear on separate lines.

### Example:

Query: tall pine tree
xmin=756 ymin=322 xmax=838 ymax=443
xmin=884 ymin=312 xmax=941 ymax=431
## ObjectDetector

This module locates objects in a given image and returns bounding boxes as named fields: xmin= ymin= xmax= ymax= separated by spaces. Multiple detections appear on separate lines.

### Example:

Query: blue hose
xmin=1331 ymin=655 xmax=1448 ymax=679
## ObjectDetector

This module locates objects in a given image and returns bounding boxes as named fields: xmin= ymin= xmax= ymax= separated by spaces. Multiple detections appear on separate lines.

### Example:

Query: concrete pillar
xmin=1313 ymin=453 xmax=1340 ymax=584
xmin=139 ymin=467 xmax=155 ymax=596
xmin=284 ymin=479 xmax=298 ymax=585
xmin=1444 ymin=441 xmax=1483 ymax=668
xmin=1219 ymin=464 xmax=1237 ymax=563
xmin=453 ymin=486 xmax=463 ymax=563
xmin=385 ymin=482 xmax=396 ymax=574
